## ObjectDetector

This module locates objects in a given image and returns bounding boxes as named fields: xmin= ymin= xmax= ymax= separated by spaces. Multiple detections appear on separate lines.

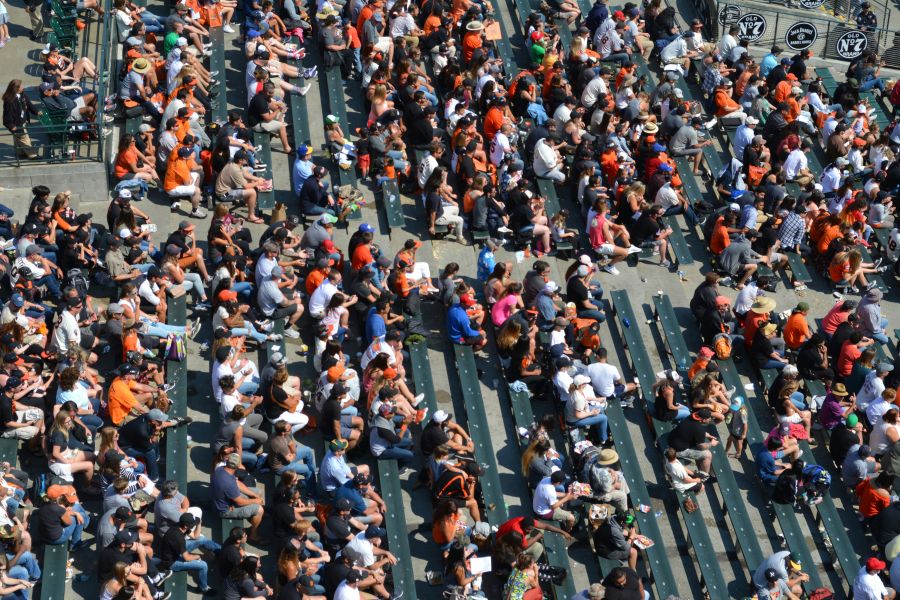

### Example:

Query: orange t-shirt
xmin=164 ymin=157 xmax=192 ymax=192
xmin=829 ymin=259 xmax=850 ymax=283
xmin=817 ymin=225 xmax=842 ymax=255
xmin=773 ymin=80 xmax=793 ymax=104
xmin=356 ymin=5 xmax=375 ymax=35
xmin=783 ymin=313 xmax=811 ymax=350
xmin=857 ymin=478 xmax=891 ymax=518
xmin=305 ymin=268 xmax=327 ymax=295
xmin=710 ymin=220 xmax=730 ymax=255
xmin=351 ymin=245 xmax=374 ymax=271
xmin=114 ymin=147 xmax=138 ymax=179
xmin=108 ymin=378 xmax=138 ymax=425
xmin=714 ymin=90 xmax=740 ymax=117
xmin=462 ymin=32 xmax=481 ymax=62
xmin=483 ymin=107 xmax=503 ymax=142
xmin=744 ymin=312 xmax=768 ymax=348
xmin=346 ymin=25 xmax=361 ymax=49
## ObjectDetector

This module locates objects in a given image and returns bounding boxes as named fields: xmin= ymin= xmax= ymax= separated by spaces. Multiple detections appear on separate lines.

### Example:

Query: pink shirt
xmin=491 ymin=294 xmax=519 ymax=327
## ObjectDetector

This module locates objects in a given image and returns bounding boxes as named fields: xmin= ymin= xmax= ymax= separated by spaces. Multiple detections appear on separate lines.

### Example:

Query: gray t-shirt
xmin=257 ymin=279 xmax=284 ymax=317
xmin=118 ymin=70 xmax=144 ymax=100
xmin=96 ymin=509 xmax=123 ymax=549
xmin=669 ymin=125 xmax=699 ymax=155
xmin=841 ymin=445 xmax=872 ymax=487
xmin=215 ymin=418 xmax=241 ymax=454
xmin=153 ymin=492 xmax=186 ymax=536
xmin=751 ymin=550 xmax=790 ymax=589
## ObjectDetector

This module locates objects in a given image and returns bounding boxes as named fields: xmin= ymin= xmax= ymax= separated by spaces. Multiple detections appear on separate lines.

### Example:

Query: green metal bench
xmin=286 ymin=33 xmax=311 ymax=152
xmin=39 ymin=544 xmax=68 ymax=600
xmin=323 ymin=67 xmax=360 ymax=218
xmin=535 ymin=177 xmax=561 ymax=217
xmin=660 ymin=215 xmax=695 ymax=267
xmin=452 ymin=344 xmax=508 ymax=524
xmin=609 ymin=291 xmax=728 ymax=598
xmin=652 ymin=294 xmax=765 ymax=570
xmin=408 ymin=341 xmax=438 ymax=414
xmin=857 ymin=245 xmax=887 ymax=291
xmin=252 ymin=132 xmax=275 ymax=211
xmin=165 ymin=292 xmax=188 ymax=493
xmin=377 ymin=460 xmax=417 ymax=600
xmin=717 ymin=360 xmax=823 ymax=591
xmin=208 ymin=27 xmax=227 ymax=123
xmin=757 ymin=370 xmax=860 ymax=586
xmin=380 ymin=180 xmax=405 ymax=233
xmin=785 ymin=252 xmax=813 ymax=284
xmin=871 ymin=226 xmax=892 ymax=251
xmin=0 ymin=439 xmax=18 ymax=465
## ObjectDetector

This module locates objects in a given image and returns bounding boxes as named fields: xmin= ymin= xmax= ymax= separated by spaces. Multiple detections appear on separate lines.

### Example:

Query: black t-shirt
xmin=98 ymin=545 xmax=134 ymax=583
xmin=0 ymin=395 xmax=15 ymax=431
xmin=218 ymin=542 xmax=243 ymax=578
xmin=119 ymin=415 xmax=153 ymax=453
xmin=424 ymin=191 xmax=442 ymax=221
xmin=601 ymin=567 xmax=643 ymax=600
xmin=164 ymin=231 xmax=190 ymax=256
xmin=752 ymin=331 xmax=776 ymax=368
xmin=404 ymin=102 xmax=433 ymax=147
xmin=319 ymin=398 xmax=342 ymax=439
xmin=49 ymin=430 xmax=79 ymax=453
xmin=874 ymin=502 xmax=900 ymax=547
xmin=566 ymin=276 xmax=589 ymax=307
xmin=797 ymin=342 xmax=826 ymax=379
xmin=324 ymin=562 xmax=352 ymax=597
xmin=36 ymin=503 xmax=65 ymax=542
xmin=668 ymin=419 xmax=707 ymax=452
xmin=158 ymin=526 xmax=187 ymax=569
xmin=246 ymin=93 xmax=271 ymax=128
xmin=628 ymin=213 xmax=661 ymax=246
xmin=299 ymin=177 xmax=326 ymax=209
xmin=420 ymin=422 xmax=449 ymax=456
xmin=273 ymin=502 xmax=296 ymax=540
xmin=324 ymin=513 xmax=351 ymax=543
xmin=829 ymin=424 xmax=858 ymax=467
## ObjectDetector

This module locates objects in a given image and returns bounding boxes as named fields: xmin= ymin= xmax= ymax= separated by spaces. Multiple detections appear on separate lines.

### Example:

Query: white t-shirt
xmin=533 ymin=139 xmax=557 ymax=176
xmin=345 ymin=532 xmax=376 ymax=567
xmin=308 ymin=280 xmax=338 ymax=317
xmin=784 ymin=149 xmax=808 ymax=180
xmin=220 ymin=392 xmax=242 ymax=418
xmin=853 ymin=567 xmax=889 ymax=600
xmin=53 ymin=310 xmax=80 ymax=352
xmin=665 ymin=459 xmax=694 ymax=493
xmin=597 ymin=29 xmax=624 ymax=57
xmin=655 ymin=184 xmax=679 ymax=210
xmin=333 ymin=581 xmax=361 ymax=600
xmin=532 ymin=476 xmax=557 ymax=516
xmin=586 ymin=362 xmax=620 ymax=397
xmin=857 ymin=371 xmax=886 ymax=411
xmin=360 ymin=339 xmax=396 ymax=371
xmin=211 ymin=360 xmax=233 ymax=403
xmin=489 ymin=132 xmax=511 ymax=167
xmin=138 ymin=278 xmax=161 ymax=307
xmin=660 ymin=37 xmax=687 ymax=63
xmin=886 ymin=229 xmax=900 ymax=264
xmin=417 ymin=154 xmax=438 ymax=188
xmin=581 ymin=76 xmax=608 ymax=108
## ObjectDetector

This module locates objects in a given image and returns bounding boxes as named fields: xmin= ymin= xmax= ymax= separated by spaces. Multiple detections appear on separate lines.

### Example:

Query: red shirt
xmin=496 ymin=517 xmax=528 ymax=547
xmin=837 ymin=340 xmax=862 ymax=377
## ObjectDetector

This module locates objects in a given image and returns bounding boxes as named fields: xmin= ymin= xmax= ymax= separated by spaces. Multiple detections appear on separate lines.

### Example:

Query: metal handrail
xmin=0 ymin=121 xmax=104 ymax=168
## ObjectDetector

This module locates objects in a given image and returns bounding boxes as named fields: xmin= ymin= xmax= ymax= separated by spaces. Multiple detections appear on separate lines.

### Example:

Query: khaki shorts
xmin=252 ymin=120 xmax=282 ymax=134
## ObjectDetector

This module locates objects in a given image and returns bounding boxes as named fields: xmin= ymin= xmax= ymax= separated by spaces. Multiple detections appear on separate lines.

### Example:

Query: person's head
xmin=608 ymin=567 xmax=630 ymax=588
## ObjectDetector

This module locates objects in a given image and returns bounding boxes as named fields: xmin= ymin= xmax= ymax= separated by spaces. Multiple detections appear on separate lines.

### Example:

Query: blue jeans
xmin=527 ymin=101 xmax=549 ymax=126
xmin=34 ymin=274 xmax=61 ymax=299
xmin=3 ymin=566 xmax=28 ymax=600
xmin=186 ymin=537 xmax=221 ymax=553
xmin=673 ymin=404 xmax=691 ymax=421
xmin=232 ymin=324 xmax=267 ymax=344
xmin=232 ymin=281 xmax=253 ymax=302
xmin=664 ymin=202 xmax=698 ymax=228
xmin=378 ymin=431 xmax=414 ymax=465
xmin=873 ymin=317 xmax=890 ymax=345
xmin=860 ymin=76 xmax=885 ymax=92
xmin=275 ymin=444 xmax=316 ymax=476
xmin=140 ymin=317 xmax=184 ymax=338
xmin=50 ymin=503 xmax=89 ymax=546
xmin=570 ymin=413 xmax=609 ymax=442
xmin=124 ymin=445 xmax=160 ymax=481
xmin=8 ymin=552 xmax=39 ymax=581
xmin=171 ymin=558 xmax=208 ymax=590
xmin=760 ymin=359 xmax=787 ymax=370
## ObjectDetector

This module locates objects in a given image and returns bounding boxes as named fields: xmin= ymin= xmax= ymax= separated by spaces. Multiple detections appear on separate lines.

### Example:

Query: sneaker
xmin=414 ymin=407 xmax=429 ymax=424
xmin=189 ymin=318 xmax=202 ymax=339
xmin=190 ymin=208 xmax=208 ymax=218
xmin=866 ymin=281 xmax=878 ymax=291
xmin=874 ymin=257 xmax=883 ymax=268
xmin=497 ymin=226 xmax=512 ymax=234
xmin=626 ymin=245 xmax=642 ymax=254
xmin=153 ymin=592 xmax=171 ymax=600
xmin=303 ymin=66 xmax=318 ymax=79
xmin=832 ymin=291 xmax=844 ymax=299
xmin=258 ymin=320 xmax=274 ymax=333
xmin=267 ymin=333 xmax=283 ymax=341
xmin=283 ymin=328 xmax=300 ymax=339
xmin=413 ymin=393 xmax=425 ymax=406
xmin=601 ymin=264 xmax=620 ymax=276
xmin=295 ymin=84 xmax=311 ymax=96
xmin=878 ymin=266 xmax=888 ymax=273
xmin=194 ymin=301 xmax=211 ymax=311
xmin=660 ymin=259 xmax=672 ymax=268
xmin=223 ymin=23 xmax=235 ymax=32
xmin=170 ymin=201 xmax=180 ymax=212
xmin=725 ymin=386 xmax=735 ymax=398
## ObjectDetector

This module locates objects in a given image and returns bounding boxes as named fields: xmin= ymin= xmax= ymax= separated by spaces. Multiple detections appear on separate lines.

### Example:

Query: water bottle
xmin=75 ymin=573 xmax=90 ymax=582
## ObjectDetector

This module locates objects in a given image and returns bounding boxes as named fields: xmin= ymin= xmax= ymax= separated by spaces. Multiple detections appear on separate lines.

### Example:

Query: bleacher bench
xmin=452 ymin=344 xmax=508 ymax=524
xmin=377 ymin=460 xmax=417 ymax=600
xmin=323 ymin=66 xmax=359 ymax=218
xmin=252 ymin=132 xmax=275 ymax=211
xmin=380 ymin=179 xmax=405 ymax=233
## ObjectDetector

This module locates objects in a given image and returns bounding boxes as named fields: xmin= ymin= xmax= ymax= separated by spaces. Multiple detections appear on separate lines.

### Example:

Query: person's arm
xmin=532 ymin=519 xmax=571 ymax=539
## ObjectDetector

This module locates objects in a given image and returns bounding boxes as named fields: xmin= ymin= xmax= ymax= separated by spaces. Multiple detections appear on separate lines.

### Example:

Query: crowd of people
xmin=3 ymin=0 xmax=900 ymax=595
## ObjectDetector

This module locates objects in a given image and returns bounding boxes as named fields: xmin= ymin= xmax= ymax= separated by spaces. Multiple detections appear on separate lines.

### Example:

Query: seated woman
xmin=45 ymin=412 xmax=96 ymax=490
xmin=587 ymin=200 xmax=641 ymax=276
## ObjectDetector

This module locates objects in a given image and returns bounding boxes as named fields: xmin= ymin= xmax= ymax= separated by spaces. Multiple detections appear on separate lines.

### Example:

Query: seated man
xmin=210 ymin=453 xmax=265 ymax=544
xmin=214 ymin=150 xmax=267 ymax=224
xmin=668 ymin=408 xmax=717 ymax=475
xmin=532 ymin=470 xmax=576 ymax=531
xmin=164 ymin=146 xmax=205 ymax=218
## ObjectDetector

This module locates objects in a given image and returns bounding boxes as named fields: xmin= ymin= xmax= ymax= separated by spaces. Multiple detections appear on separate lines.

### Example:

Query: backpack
xmin=713 ymin=333 xmax=732 ymax=360
xmin=65 ymin=268 xmax=89 ymax=297
xmin=802 ymin=463 xmax=831 ymax=499
xmin=164 ymin=333 xmax=186 ymax=362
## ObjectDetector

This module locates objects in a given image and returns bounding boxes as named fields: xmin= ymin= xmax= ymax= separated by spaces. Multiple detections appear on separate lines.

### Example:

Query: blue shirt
xmin=447 ymin=304 xmax=479 ymax=343
xmin=211 ymin=466 xmax=240 ymax=513
xmin=364 ymin=306 xmax=386 ymax=345
xmin=292 ymin=157 xmax=314 ymax=196
xmin=732 ymin=124 xmax=754 ymax=160
xmin=320 ymin=451 xmax=353 ymax=492
xmin=477 ymin=248 xmax=495 ymax=282
xmin=760 ymin=53 xmax=778 ymax=77
xmin=756 ymin=448 xmax=778 ymax=484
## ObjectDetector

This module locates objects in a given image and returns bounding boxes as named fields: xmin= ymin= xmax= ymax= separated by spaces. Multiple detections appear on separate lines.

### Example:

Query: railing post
xmin=824 ymin=21 xmax=831 ymax=61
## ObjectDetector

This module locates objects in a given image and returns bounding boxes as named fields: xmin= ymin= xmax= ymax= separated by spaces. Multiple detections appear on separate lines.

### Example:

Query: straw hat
xmin=750 ymin=297 xmax=776 ymax=314
xmin=466 ymin=20 xmax=483 ymax=31
xmin=598 ymin=448 xmax=619 ymax=465
xmin=131 ymin=58 xmax=151 ymax=74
